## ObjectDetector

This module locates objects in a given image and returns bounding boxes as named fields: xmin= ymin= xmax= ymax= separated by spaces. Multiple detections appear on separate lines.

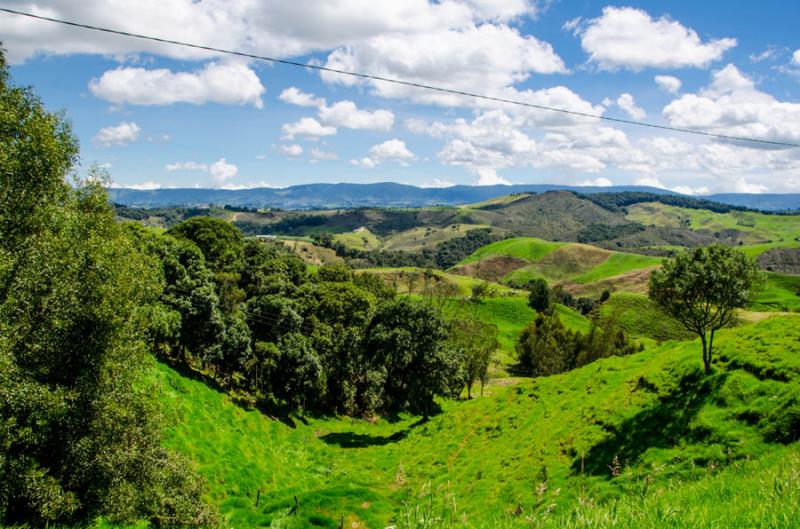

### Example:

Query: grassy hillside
xmin=333 ymin=227 xmax=381 ymax=250
xmin=156 ymin=315 xmax=800 ymax=528
xmin=750 ymin=272 xmax=800 ymax=312
xmin=454 ymin=237 xmax=661 ymax=295
xmin=626 ymin=202 xmax=800 ymax=251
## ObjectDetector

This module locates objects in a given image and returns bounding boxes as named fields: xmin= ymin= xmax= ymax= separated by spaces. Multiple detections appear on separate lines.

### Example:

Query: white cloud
xmin=219 ymin=180 xmax=279 ymax=190
xmin=110 ymin=180 xmax=163 ymax=190
xmin=281 ymin=117 xmax=337 ymax=140
xmin=793 ymin=49 xmax=800 ymax=65
xmin=89 ymin=61 xmax=265 ymax=108
xmin=166 ymin=161 xmax=208 ymax=172
xmin=209 ymin=158 xmax=238 ymax=185
xmin=419 ymin=178 xmax=457 ymax=188
xmin=577 ymin=177 xmax=612 ymax=187
xmin=634 ymin=176 xmax=666 ymax=189
xmin=279 ymin=87 xmax=326 ymax=108
xmin=369 ymin=139 xmax=415 ymax=161
xmin=655 ymin=75 xmax=682 ymax=94
xmin=616 ymin=93 xmax=646 ymax=120
xmin=309 ymin=147 xmax=338 ymax=161
xmin=318 ymin=101 xmax=394 ymax=130
xmin=93 ymin=121 xmax=140 ymax=146
xmin=750 ymin=45 xmax=780 ymax=63
xmin=574 ymin=7 xmax=736 ymax=71
xmin=350 ymin=157 xmax=378 ymax=169
xmin=663 ymin=64 xmax=800 ymax=147
xmin=278 ymin=144 xmax=304 ymax=157
xmin=280 ymin=87 xmax=395 ymax=131
xmin=321 ymin=23 xmax=566 ymax=105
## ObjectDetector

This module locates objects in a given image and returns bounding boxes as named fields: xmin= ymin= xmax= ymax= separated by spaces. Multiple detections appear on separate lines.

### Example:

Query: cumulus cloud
xmin=369 ymin=139 xmax=415 ymax=161
xmin=616 ymin=93 xmax=646 ymax=120
xmin=419 ymin=178 xmax=457 ymax=188
xmin=577 ymin=177 xmax=613 ymax=187
xmin=109 ymin=180 xmax=163 ymax=190
xmin=89 ymin=61 xmax=265 ymax=107
xmin=278 ymin=144 xmax=304 ymax=157
xmin=280 ymin=87 xmax=395 ymax=131
xmin=573 ymin=7 xmax=736 ymax=71
xmin=318 ymin=101 xmax=394 ymax=130
xmin=93 ymin=121 xmax=140 ymax=146
xmin=163 ymin=157 xmax=238 ymax=186
xmin=209 ymin=158 xmax=238 ymax=184
xmin=655 ymin=75 xmax=682 ymax=94
xmin=350 ymin=157 xmax=378 ymax=169
xmin=279 ymin=87 xmax=326 ymax=108
xmin=322 ymin=23 xmax=566 ymax=105
xmin=281 ymin=117 xmax=337 ymax=140
xmin=663 ymin=64 xmax=800 ymax=147
xmin=309 ymin=147 xmax=338 ymax=161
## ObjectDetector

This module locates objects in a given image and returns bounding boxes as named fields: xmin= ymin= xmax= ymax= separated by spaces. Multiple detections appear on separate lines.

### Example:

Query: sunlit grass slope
xmin=157 ymin=315 xmax=800 ymax=529
xmin=626 ymin=202 xmax=800 ymax=251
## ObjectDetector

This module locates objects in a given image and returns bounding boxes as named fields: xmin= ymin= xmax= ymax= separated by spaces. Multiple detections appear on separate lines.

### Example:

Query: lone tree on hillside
xmin=649 ymin=245 xmax=764 ymax=374
xmin=527 ymin=278 xmax=551 ymax=313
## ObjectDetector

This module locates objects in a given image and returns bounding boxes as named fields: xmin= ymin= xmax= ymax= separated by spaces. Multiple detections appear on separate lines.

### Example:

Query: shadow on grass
xmin=157 ymin=357 xmax=305 ymax=429
xmin=320 ymin=416 xmax=428 ymax=448
xmin=574 ymin=368 xmax=726 ymax=476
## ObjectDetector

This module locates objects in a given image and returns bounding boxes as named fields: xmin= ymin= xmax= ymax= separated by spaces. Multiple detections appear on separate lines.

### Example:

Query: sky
xmin=3 ymin=0 xmax=800 ymax=193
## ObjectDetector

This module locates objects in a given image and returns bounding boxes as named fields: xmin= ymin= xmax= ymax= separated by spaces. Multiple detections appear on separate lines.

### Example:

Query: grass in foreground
xmin=152 ymin=315 xmax=800 ymax=529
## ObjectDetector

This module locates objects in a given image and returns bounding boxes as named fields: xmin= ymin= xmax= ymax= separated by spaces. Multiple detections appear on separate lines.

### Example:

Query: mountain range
xmin=107 ymin=183 xmax=800 ymax=211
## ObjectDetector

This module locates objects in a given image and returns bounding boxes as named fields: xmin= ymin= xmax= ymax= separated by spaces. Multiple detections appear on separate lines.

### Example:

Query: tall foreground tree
xmin=0 ymin=47 xmax=214 ymax=527
xmin=649 ymin=245 xmax=763 ymax=374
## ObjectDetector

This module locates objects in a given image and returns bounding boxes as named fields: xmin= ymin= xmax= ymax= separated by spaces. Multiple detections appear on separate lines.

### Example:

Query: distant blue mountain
xmin=107 ymin=182 xmax=800 ymax=211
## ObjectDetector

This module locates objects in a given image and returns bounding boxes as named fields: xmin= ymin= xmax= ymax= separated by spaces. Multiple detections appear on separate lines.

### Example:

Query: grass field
xmin=456 ymin=238 xmax=662 ymax=295
xmin=626 ymin=202 xmax=800 ymax=251
xmin=457 ymin=237 xmax=565 ymax=265
xmin=598 ymin=292 xmax=696 ymax=344
xmin=750 ymin=272 xmax=800 ymax=312
xmin=155 ymin=315 xmax=800 ymax=528
xmin=333 ymin=227 xmax=381 ymax=250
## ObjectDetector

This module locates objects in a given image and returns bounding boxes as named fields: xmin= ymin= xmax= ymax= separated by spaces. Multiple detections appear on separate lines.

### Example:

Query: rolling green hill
xmin=453 ymin=237 xmax=662 ymax=295
xmin=626 ymin=202 xmax=800 ymax=252
xmin=155 ymin=315 xmax=800 ymax=528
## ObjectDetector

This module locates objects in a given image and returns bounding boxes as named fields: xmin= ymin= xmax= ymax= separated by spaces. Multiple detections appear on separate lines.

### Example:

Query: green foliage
xmin=650 ymin=245 xmax=764 ymax=372
xmin=577 ymin=222 xmax=645 ymax=243
xmin=0 ymin=52 xmax=215 ymax=527
xmin=527 ymin=278 xmax=551 ymax=313
xmin=364 ymin=299 xmax=462 ymax=416
xmin=168 ymin=216 xmax=244 ymax=274
xmin=516 ymin=312 xmax=642 ymax=376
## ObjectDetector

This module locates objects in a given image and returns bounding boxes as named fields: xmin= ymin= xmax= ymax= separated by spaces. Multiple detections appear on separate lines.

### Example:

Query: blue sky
xmin=3 ymin=1 xmax=800 ymax=192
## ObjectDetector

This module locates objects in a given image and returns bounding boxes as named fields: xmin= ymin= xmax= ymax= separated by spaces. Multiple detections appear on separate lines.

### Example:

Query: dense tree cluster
xmin=576 ymin=222 xmax=646 ymax=243
xmin=129 ymin=216 xmax=478 ymax=417
xmin=516 ymin=313 xmax=642 ymax=377
xmin=312 ymin=228 xmax=498 ymax=270
xmin=578 ymin=191 xmax=752 ymax=215
xmin=0 ymin=50 xmax=215 ymax=528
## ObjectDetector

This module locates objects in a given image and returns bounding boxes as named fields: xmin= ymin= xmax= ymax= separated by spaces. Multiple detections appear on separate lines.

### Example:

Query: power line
xmin=2 ymin=6 xmax=798 ymax=149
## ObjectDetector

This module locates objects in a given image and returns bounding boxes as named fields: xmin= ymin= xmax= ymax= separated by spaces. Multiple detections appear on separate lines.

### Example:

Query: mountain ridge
xmin=107 ymin=182 xmax=800 ymax=211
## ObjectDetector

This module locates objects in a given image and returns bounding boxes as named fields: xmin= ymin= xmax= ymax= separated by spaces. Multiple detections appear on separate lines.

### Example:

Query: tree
xmin=449 ymin=317 xmax=497 ymax=398
xmin=649 ymin=245 xmax=764 ymax=373
xmin=168 ymin=216 xmax=244 ymax=274
xmin=364 ymin=299 xmax=461 ymax=416
xmin=0 ymin=49 xmax=215 ymax=527
xmin=527 ymin=278 xmax=551 ymax=313
xmin=516 ymin=313 xmax=577 ymax=376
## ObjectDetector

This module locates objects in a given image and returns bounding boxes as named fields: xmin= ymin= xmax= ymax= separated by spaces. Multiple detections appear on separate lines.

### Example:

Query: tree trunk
xmin=708 ymin=329 xmax=716 ymax=372
xmin=700 ymin=332 xmax=710 ymax=374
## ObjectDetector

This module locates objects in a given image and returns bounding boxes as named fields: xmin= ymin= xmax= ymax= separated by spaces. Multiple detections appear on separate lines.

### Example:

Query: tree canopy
xmin=649 ymin=244 xmax=764 ymax=373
